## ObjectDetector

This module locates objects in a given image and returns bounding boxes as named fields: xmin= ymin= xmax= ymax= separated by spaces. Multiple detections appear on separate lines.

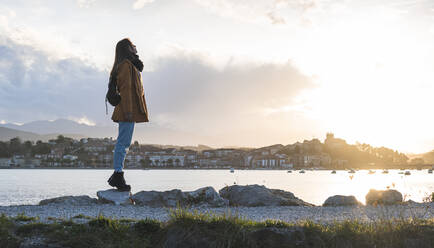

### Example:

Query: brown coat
xmin=111 ymin=59 xmax=149 ymax=123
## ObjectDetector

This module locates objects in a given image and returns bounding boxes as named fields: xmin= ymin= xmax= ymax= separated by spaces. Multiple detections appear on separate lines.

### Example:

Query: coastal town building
xmin=333 ymin=159 xmax=349 ymax=168
xmin=149 ymin=154 xmax=185 ymax=167
xmin=199 ymin=158 xmax=219 ymax=167
xmin=303 ymin=153 xmax=331 ymax=167
xmin=0 ymin=132 xmax=413 ymax=169
xmin=0 ymin=158 xmax=11 ymax=167
xmin=180 ymin=149 xmax=198 ymax=166
xmin=63 ymin=155 xmax=78 ymax=161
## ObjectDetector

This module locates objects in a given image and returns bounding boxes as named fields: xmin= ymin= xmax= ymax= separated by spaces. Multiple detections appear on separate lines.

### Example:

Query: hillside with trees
xmin=279 ymin=133 xmax=411 ymax=169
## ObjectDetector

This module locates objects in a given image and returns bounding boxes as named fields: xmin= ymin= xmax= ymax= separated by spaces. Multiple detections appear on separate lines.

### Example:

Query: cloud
xmin=0 ymin=34 xmax=318 ymax=147
xmin=0 ymin=36 xmax=107 ymax=126
xmin=194 ymin=0 xmax=318 ymax=25
xmin=77 ymin=0 xmax=97 ymax=8
xmin=142 ymin=52 xmax=318 ymax=143
xmin=267 ymin=11 xmax=286 ymax=25
xmin=133 ymin=0 xmax=155 ymax=9
xmin=68 ymin=116 xmax=96 ymax=126
xmin=0 ymin=7 xmax=15 ymax=29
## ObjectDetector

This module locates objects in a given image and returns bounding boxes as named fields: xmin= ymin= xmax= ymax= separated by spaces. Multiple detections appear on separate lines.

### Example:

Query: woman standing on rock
xmin=107 ymin=38 xmax=149 ymax=191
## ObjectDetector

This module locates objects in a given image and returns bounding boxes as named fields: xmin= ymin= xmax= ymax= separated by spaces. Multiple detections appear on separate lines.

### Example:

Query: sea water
xmin=0 ymin=169 xmax=432 ymax=206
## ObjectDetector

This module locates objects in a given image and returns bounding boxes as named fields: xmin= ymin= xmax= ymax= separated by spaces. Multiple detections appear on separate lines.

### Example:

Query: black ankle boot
xmin=108 ymin=171 xmax=131 ymax=192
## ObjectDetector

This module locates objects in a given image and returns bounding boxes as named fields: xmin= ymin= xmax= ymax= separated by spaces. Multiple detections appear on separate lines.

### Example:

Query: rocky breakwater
xmin=36 ymin=186 xmax=409 ymax=209
xmin=131 ymin=186 xmax=228 ymax=207
xmin=219 ymin=184 xmax=314 ymax=207
xmin=36 ymin=186 xmax=228 ymax=209
xmin=37 ymin=185 xmax=312 ymax=208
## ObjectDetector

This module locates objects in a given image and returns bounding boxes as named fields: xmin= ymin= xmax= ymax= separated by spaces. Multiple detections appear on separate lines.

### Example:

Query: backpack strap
xmin=105 ymin=97 xmax=108 ymax=115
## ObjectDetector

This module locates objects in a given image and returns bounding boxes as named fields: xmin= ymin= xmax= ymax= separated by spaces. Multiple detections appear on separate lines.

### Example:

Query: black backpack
xmin=105 ymin=72 xmax=121 ymax=114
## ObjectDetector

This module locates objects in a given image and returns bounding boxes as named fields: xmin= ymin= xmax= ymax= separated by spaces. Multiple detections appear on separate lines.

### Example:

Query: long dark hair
xmin=110 ymin=38 xmax=134 ymax=78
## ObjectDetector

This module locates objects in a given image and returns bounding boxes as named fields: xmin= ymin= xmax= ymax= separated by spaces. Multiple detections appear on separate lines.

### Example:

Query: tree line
xmin=0 ymin=135 xmax=71 ymax=158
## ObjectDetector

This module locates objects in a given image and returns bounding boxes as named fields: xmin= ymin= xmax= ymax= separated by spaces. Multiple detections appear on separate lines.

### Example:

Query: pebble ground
xmin=1 ymin=202 xmax=433 ymax=224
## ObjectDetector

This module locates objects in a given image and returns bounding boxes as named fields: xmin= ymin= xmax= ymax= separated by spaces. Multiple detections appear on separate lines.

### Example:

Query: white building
xmin=63 ymin=155 xmax=78 ymax=161
xmin=84 ymin=145 xmax=106 ymax=152
xmin=149 ymin=155 xmax=185 ymax=167
xmin=199 ymin=158 xmax=219 ymax=167
xmin=304 ymin=155 xmax=321 ymax=167
xmin=125 ymin=154 xmax=143 ymax=165
xmin=303 ymin=153 xmax=331 ymax=167
xmin=0 ymin=158 xmax=11 ymax=167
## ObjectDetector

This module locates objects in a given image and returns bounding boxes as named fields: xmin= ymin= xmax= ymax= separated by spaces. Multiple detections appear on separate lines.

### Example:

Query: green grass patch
xmin=0 ymin=214 xmax=20 ymax=248
xmin=72 ymin=214 xmax=92 ymax=219
xmin=13 ymin=212 xmax=38 ymax=222
xmin=0 ymin=208 xmax=433 ymax=247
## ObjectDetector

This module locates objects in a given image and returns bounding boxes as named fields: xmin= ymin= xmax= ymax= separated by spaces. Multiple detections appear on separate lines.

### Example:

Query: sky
xmin=0 ymin=0 xmax=433 ymax=153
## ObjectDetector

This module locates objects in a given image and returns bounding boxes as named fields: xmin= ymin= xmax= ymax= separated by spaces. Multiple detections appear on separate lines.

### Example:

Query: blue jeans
xmin=113 ymin=122 xmax=135 ymax=172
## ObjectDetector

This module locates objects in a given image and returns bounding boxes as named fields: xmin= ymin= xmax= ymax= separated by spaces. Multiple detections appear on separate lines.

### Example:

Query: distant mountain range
xmin=0 ymin=119 xmax=219 ymax=149
xmin=1 ymin=119 xmax=116 ymax=139
xmin=0 ymin=126 xmax=86 ymax=143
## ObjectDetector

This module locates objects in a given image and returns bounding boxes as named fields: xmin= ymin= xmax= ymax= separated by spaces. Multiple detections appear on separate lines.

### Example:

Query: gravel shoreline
xmin=1 ymin=202 xmax=433 ymax=224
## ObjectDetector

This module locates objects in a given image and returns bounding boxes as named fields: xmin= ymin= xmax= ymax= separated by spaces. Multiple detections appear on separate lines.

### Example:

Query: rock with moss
xmin=97 ymin=189 xmax=133 ymax=206
xmin=365 ymin=189 xmax=403 ymax=205
xmin=219 ymin=184 xmax=314 ymax=207
xmin=39 ymin=195 xmax=98 ymax=206
xmin=323 ymin=195 xmax=362 ymax=207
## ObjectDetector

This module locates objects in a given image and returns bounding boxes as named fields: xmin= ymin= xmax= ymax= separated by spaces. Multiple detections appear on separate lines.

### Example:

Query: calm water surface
xmin=0 ymin=169 xmax=433 ymax=206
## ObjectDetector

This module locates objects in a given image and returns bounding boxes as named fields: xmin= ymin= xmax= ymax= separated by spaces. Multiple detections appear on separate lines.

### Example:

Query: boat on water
xmin=348 ymin=169 xmax=356 ymax=173
xmin=382 ymin=169 xmax=389 ymax=174
xmin=368 ymin=170 xmax=375 ymax=174
xmin=405 ymin=171 xmax=411 ymax=175
xmin=230 ymin=168 xmax=234 ymax=173
xmin=299 ymin=170 xmax=305 ymax=173
xmin=331 ymin=170 xmax=336 ymax=174
xmin=287 ymin=170 xmax=292 ymax=173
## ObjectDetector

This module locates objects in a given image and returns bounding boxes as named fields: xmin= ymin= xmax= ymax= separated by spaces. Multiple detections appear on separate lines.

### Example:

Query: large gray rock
xmin=159 ymin=189 xmax=186 ymax=207
xmin=132 ymin=191 xmax=164 ymax=207
xmin=185 ymin=186 xmax=228 ymax=207
xmin=365 ymin=189 xmax=403 ymax=205
xmin=97 ymin=189 xmax=133 ymax=205
xmin=132 ymin=189 xmax=184 ymax=208
xmin=132 ymin=187 xmax=228 ymax=208
xmin=323 ymin=195 xmax=362 ymax=206
xmin=218 ymin=184 xmax=313 ymax=207
xmin=39 ymin=195 xmax=97 ymax=206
